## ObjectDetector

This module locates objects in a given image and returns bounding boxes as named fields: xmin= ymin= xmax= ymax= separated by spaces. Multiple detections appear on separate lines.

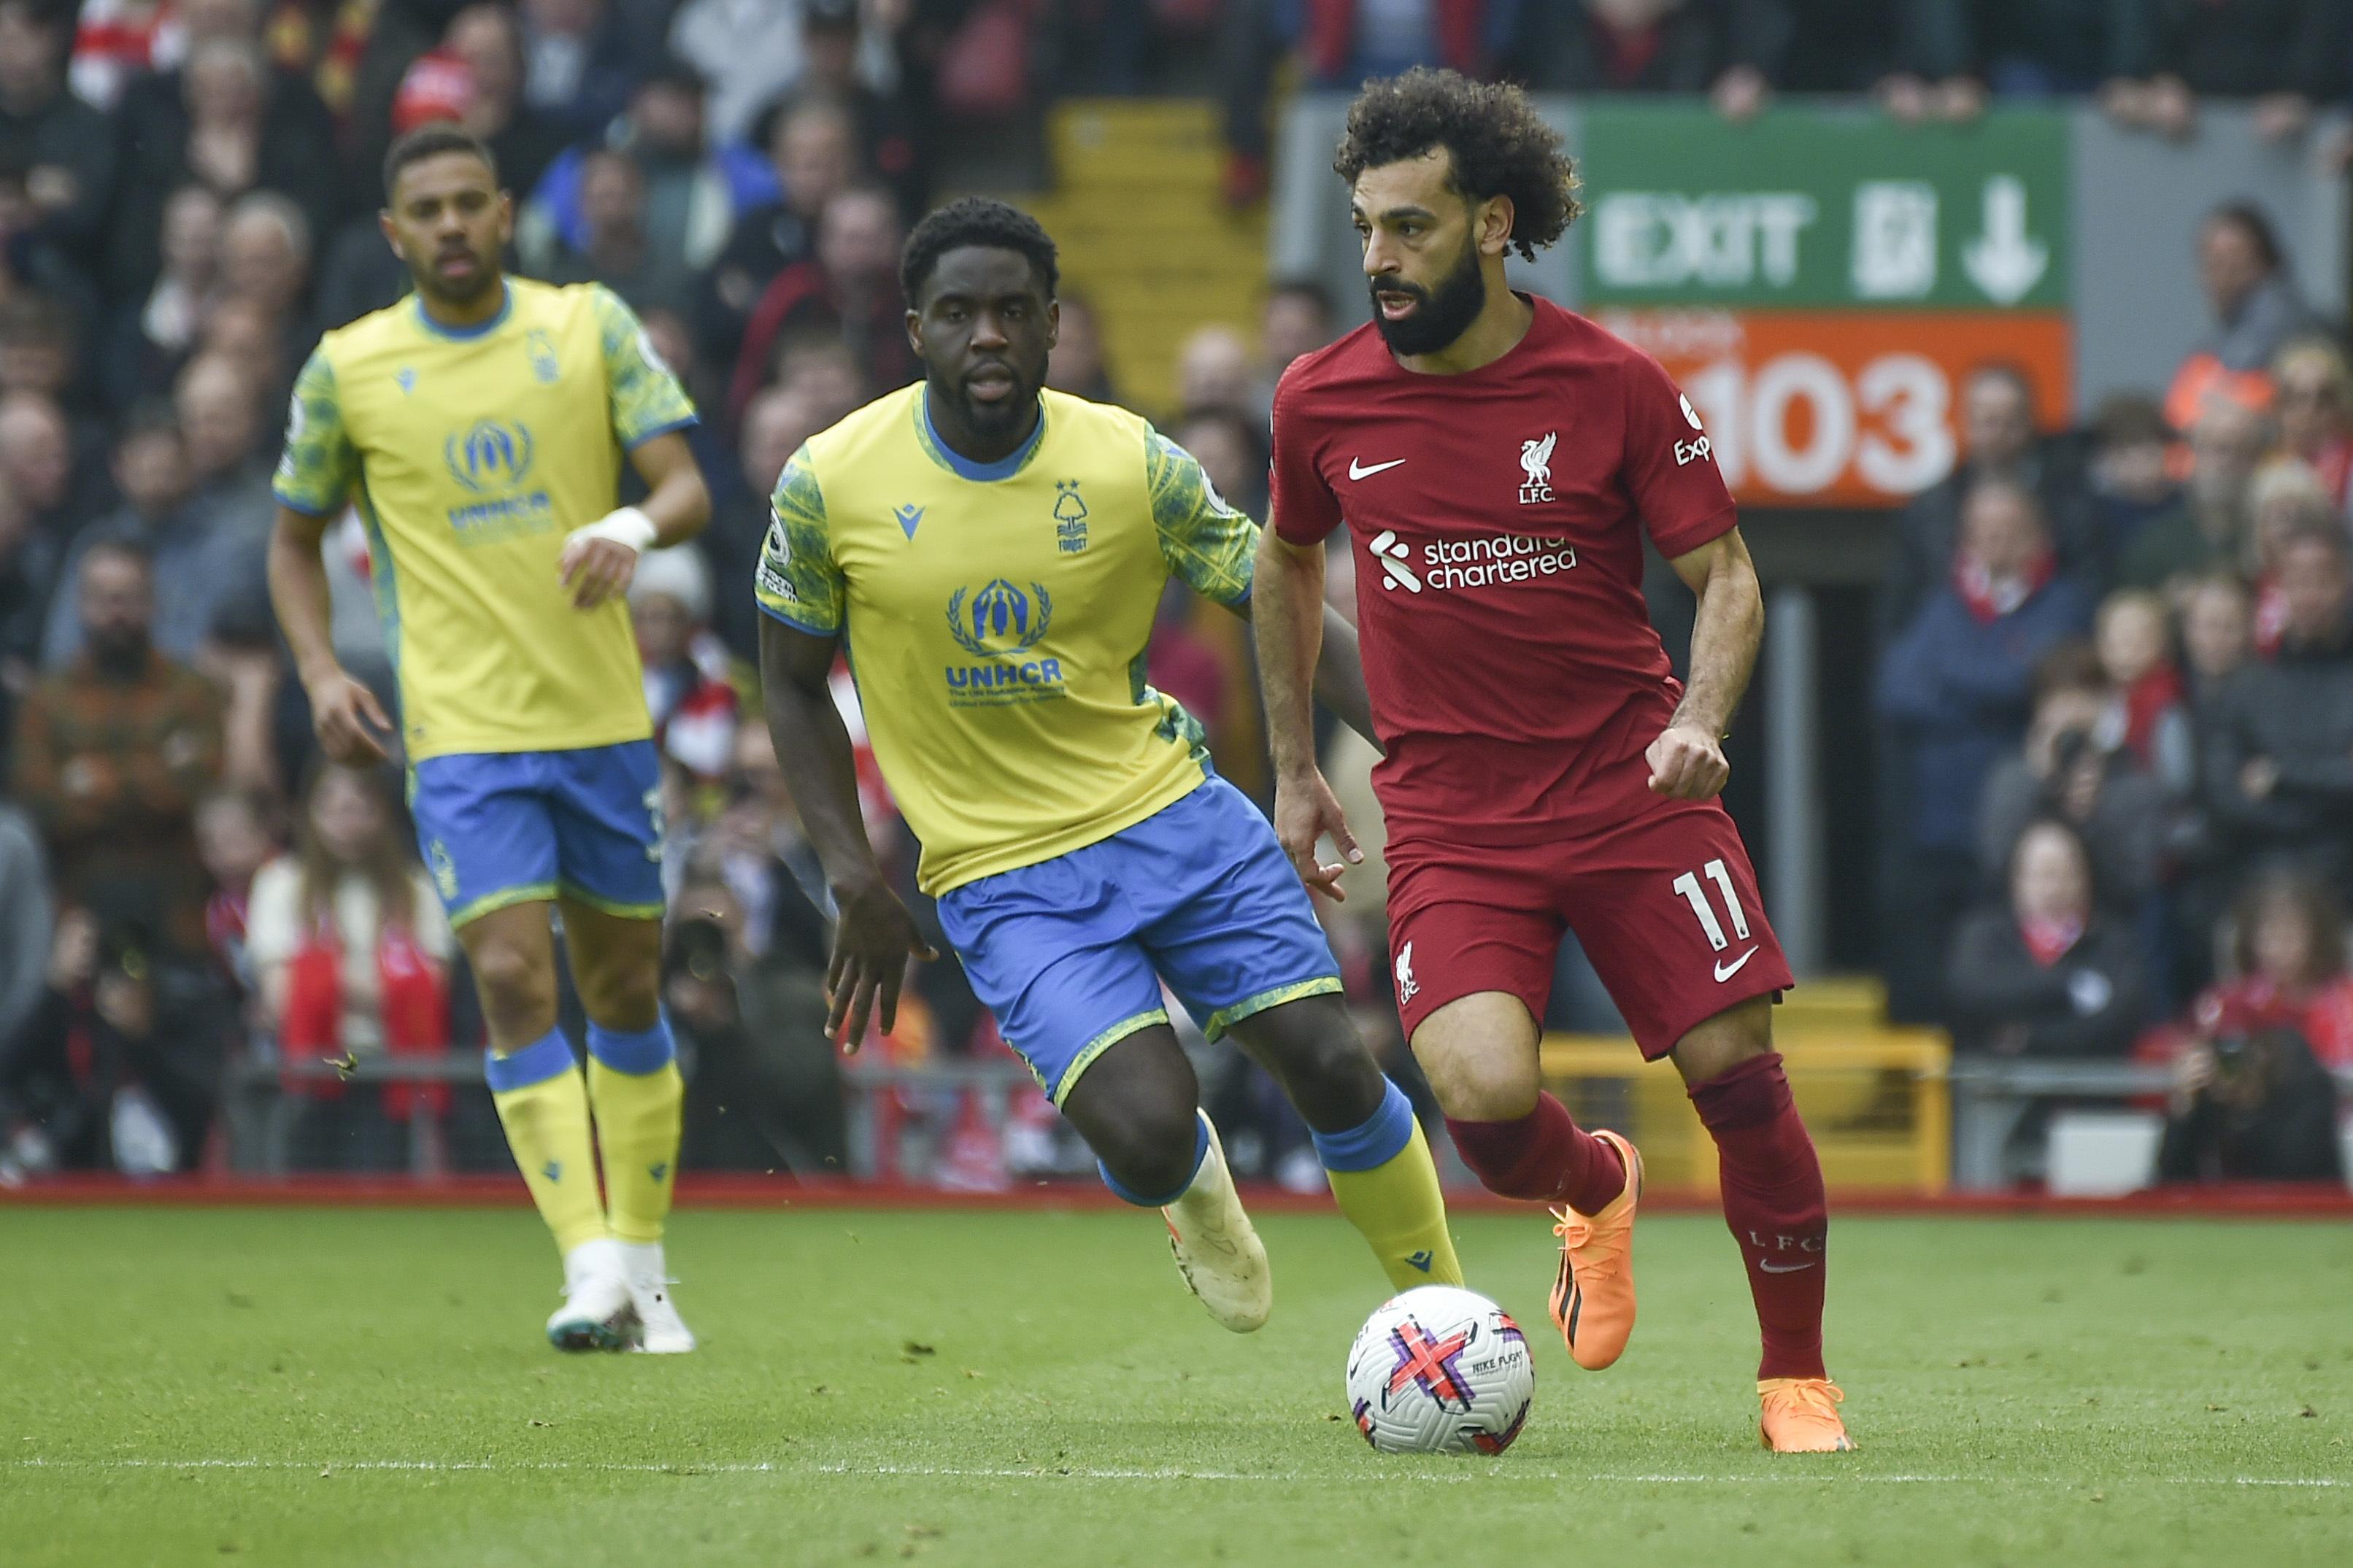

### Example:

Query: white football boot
xmin=1161 ymin=1115 xmax=1272 ymax=1332
xmin=546 ymin=1237 xmax=634 ymax=1351
xmin=617 ymin=1240 xmax=697 ymax=1353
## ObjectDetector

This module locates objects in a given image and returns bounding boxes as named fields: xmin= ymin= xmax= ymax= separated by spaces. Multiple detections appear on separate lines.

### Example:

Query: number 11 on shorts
xmin=1671 ymin=859 xmax=1751 ymax=952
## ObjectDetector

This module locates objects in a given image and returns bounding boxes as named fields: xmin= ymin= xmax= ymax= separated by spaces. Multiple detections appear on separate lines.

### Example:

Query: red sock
xmin=1444 ymin=1092 xmax=1626 ymax=1213
xmin=1688 ymin=1051 xmax=1828 ymax=1382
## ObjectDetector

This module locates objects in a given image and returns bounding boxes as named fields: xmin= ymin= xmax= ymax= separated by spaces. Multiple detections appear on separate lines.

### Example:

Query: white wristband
xmin=568 ymin=506 xmax=658 ymax=555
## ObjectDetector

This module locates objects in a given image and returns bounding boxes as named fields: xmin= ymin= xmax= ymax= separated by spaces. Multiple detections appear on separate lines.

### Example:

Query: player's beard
xmin=1369 ymin=237 xmax=1487 ymax=358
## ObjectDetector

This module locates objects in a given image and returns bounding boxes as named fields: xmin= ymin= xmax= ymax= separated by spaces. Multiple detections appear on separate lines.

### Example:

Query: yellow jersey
xmin=273 ymin=277 xmax=697 ymax=761
xmin=754 ymin=385 xmax=1258 ymax=896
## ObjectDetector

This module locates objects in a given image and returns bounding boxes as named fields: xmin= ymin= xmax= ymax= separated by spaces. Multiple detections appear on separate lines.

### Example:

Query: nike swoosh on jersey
xmin=1714 ymin=947 xmax=1760 ymax=983
xmin=1758 ymin=1259 xmax=1817 ymax=1273
xmin=1348 ymin=457 xmax=1406 ymax=480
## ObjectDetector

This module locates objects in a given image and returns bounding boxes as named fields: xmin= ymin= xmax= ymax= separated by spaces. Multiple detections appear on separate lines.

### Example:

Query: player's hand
xmin=1274 ymin=768 xmax=1362 ymax=903
xmin=1646 ymin=721 xmax=1729 ymax=800
xmin=824 ymin=876 xmax=937 ymax=1052
xmin=560 ymin=507 xmax=658 ymax=610
xmin=305 ymin=668 xmax=393 ymax=765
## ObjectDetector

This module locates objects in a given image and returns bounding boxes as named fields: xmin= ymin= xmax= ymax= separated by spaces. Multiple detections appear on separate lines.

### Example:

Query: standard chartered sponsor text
xmin=1417 ymin=533 xmax=1577 ymax=590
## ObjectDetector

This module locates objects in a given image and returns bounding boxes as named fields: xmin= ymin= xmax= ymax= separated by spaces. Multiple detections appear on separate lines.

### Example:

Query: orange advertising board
xmin=1593 ymin=309 xmax=2072 ymax=509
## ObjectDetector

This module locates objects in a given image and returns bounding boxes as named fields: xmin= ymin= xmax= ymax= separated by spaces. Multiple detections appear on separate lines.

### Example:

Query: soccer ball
xmin=1344 ymin=1285 xmax=1534 ymax=1455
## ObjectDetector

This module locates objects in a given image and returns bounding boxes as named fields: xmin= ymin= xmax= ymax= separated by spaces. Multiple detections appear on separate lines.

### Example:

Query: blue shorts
xmin=936 ymin=776 xmax=1343 ymax=1104
xmin=409 ymin=741 xmax=665 ymax=927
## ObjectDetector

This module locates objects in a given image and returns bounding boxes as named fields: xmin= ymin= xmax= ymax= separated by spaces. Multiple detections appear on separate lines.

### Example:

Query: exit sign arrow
xmin=1963 ymin=175 xmax=2049 ymax=305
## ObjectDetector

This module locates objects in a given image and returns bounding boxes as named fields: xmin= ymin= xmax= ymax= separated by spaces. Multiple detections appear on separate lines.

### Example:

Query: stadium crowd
xmin=0 ymin=0 xmax=2346 ymax=1186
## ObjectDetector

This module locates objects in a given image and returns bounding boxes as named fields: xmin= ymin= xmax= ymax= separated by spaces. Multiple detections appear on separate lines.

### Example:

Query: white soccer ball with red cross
xmin=1344 ymin=1285 xmax=1534 ymax=1455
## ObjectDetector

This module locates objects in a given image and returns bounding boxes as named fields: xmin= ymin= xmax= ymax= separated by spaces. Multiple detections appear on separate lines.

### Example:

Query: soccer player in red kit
xmin=1253 ymin=70 xmax=1852 ymax=1453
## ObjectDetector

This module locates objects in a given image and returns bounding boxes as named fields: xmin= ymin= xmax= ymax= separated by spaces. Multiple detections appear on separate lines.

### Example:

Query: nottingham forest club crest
xmin=1054 ymin=478 xmax=1088 ymax=552
xmin=944 ymin=578 xmax=1066 ymax=708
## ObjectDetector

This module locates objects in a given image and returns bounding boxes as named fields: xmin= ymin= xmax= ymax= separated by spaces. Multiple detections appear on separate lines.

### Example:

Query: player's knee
xmin=1090 ymin=1098 xmax=1204 ymax=1199
xmin=1670 ymin=996 xmax=1775 ymax=1088
xmin=469 ymin=937 xmax=555 ymax=1035
xmin=574 ymin=946 xmax=660 ymax=1031
xmin=1419 ymin=1046 xmax=1538 ymax=1123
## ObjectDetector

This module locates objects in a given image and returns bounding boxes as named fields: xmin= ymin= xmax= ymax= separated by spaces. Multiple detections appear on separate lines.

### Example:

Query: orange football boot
xmin=1547 ymin=1129 xmax=1642 ymax=1370
xmin=1759 ymin=1378 xmax=1855 ymax=1452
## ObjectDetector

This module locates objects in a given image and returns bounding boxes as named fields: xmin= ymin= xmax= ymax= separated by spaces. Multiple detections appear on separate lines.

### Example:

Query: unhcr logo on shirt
xmin=944 ymin=578 xmax=1066 ymax=708
xmin=442 ymin=418 xmax=556 ymax=543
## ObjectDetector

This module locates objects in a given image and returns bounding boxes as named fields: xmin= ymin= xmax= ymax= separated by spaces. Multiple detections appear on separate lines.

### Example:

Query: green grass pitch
xmin=4 ymin=1205 xmax=2348 ymax=1566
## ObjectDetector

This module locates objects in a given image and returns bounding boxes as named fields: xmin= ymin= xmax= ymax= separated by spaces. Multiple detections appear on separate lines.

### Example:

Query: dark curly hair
xmin=1333 ymin=69 xmax=1580 ymax=261
xmin=898 ymin=196 xmax=1060 ymax=306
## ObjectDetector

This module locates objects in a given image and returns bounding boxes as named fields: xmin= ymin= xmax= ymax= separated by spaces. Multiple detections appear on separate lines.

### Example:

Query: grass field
xmin=4 ymin=1204 xmax=2349 ymax=1567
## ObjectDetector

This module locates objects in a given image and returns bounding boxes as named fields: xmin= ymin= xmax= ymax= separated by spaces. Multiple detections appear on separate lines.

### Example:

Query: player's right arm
xmin=268 ymin=349 xmax=392 ymax=765
xmin=753 ymin=445 xmax=933 ymax=1048
xmin=1255 ymin=381 xmax=1360 ymax=902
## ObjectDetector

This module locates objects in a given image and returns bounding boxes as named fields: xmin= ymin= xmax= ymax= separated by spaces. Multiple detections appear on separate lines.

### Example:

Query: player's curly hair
xmin=1333 ymin=69 xmax=1581 ymax=261
xmin=899 ymin=196 xmax=1060 ymax=306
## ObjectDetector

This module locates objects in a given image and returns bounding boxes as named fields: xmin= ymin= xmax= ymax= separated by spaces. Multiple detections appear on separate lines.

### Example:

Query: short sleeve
xmin=1620 ymin=348 xmax=1738 ymax=559
xmin=590 ymin=285 xmax=698 ymax=449
xmin=1146 ymin=425 xmax=1257 ymax=607
xmin=272 ymin=349 xmax=359 ymax=517
xmin=755 ymin=443 xmax=846 ymax=636
xmin=1268 ymin=371 xmax=1343 ymax=545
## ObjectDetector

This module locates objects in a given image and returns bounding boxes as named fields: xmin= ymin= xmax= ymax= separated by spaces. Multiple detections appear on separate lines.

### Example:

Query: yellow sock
xmin=486 ymin=1029 xmax=606 ymax=1256
xmin=1320 ymin=1085 xmax=1466 ymax=1291
xmin=585 ymin=1020 xmax=683 ymax=1245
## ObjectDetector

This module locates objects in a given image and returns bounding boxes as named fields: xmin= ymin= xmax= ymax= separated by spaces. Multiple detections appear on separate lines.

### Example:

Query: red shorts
xmin=1383 ymin=794 xmax=1792 ymax=1059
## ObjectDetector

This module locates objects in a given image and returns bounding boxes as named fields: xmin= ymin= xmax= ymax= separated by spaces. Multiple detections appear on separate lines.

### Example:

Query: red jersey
xmin=1271 ymin=296 xmax=1738 ymax=846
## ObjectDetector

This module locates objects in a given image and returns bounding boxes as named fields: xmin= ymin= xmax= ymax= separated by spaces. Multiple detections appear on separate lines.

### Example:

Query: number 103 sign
xmin=1599 ymin=308 xmax=2071 ymax=508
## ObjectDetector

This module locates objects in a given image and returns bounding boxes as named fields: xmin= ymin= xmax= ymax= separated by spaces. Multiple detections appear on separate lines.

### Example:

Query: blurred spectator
xmin=518 ymin=0 xmax=641 ymax=142
xmin=769 ymin=325 xmax=866 ymax=428
xmin=0 ymin=0 xmax=119 ymax=261
xmin=2086 ymin=394 xmax=2177 ymax=565
xmin=39 ymin=406 xmax=259 ymax=670
xmin=193 ymin=784 xmax=274 ymax=994
xmin=698 ymin=90 xmax=858 ymax=369
xmin=1946 ymin=816 xmax=2147 ymax=1057
xmin=2163 ymin=204 xmax=2312 ymax=435
xmin=0 ymin=142 xmax=99 ymax=333
xmin=247 ymin=762 xmax=453 ymax=1172
xmin=2268 ymin=336 xmax=2353 ymax=511
xmin=0 ymin=293 xmax=77 ymax=409
xmin=2137 ymin=0 xmax=2341 ymax=142
xmin=0 ymin=795 xmax=47 ymax=1054
xmin=2204 ymin=520 xmax=2353 ymax=882
xmin=1047 ymin=288 xmax=1118 ymax=405
xmin=523 ymin=55 xmax=774 ymax=287
xmin=1877 ymin=479 xmax=2095 ymax=1019
xmin=666 ymin=873 xmax=846 ymax=1175
xmin=537 ymin=147 xmax=700 ymax=317
xmin=2244 ymin=458 xmax=2333 ymax=655
xmin=2095 ymin=588 xmax=2193 ymax=790
xmin=196 ymin=293 xmax=290 ymax=419
xmin=0 ymin=903 xmax=230 ymax=1173
xmin=728 ymin=184 xmax=907 ymax=422
xmin=704 ymin=382 xmax=818 ymax=662
xmin=1171 ymin=403 xmax=1269 ymax=522
xmin=1174 ymin=323 xmax=1253 ymax=421
xmin=1884 ymin=363 xmax=2092 ymax=632
xmin=2158 ymin=1021 xmax=2346 ymax=1183
xmin=631 ymin=544 xmax=739 ymax=784
xmin=1492 ymin=0 xmax=1734 ymax=94
xmin=71 ymin=0 xmax=179 ymax=112
xmin=1260 ymin=277 xmax=1335 ymax=385
xmin=217 ymin=189 xmax=316 ymax=371
xmin=99 ymin=183 xmax=220 ymax=409
xmin=2180 ymin=571 xmax=2254 ymax=713
xmin=673 ymin=0 xmax=902 ymax=152
xmin=2190 ymin=873 xmax=2353 ymax=1073
xmin=9 ymin=541 xmax=224 ymax=957
xmin=0 ymin=389 xmax=77 ymax=537
xmin=2119 ymin=397 xmax=2266 ymax=592
xmin=1977 ymin=642 xmax=2169 ymax=902
xmin=440 ymin=2 xmax=569 ymax=201
xmin=174 ymin=352 xmax=274 ymax=536
xmin=107 ymin=33 xmax=342 ymax=303
xmin=0 ymin=465 xmax=52 ymax=704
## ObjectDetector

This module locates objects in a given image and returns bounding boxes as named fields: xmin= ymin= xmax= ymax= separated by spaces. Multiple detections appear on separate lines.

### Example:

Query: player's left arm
xmin=1651 ymin=526 xmax=1764 ymax=800
xmin=561 ymin=287 xmax=714 ymax=609
xmin=1145 ymin=425 xmax=1378 ymax=746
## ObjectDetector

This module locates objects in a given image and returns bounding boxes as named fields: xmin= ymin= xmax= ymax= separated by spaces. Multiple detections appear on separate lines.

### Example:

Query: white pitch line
xmin=6 ymin=1459 xmax=2345 ymax=1488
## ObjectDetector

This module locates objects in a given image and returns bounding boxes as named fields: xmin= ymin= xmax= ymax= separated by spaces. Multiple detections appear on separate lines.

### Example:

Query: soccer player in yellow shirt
xmin=266 ymin=126 xmax=712 ymax=1353
xmin=757 ymin=199 xmax=1462 ymax=1331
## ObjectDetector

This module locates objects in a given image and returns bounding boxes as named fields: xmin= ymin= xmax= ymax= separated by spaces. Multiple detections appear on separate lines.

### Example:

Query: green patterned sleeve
xmin=590 ymin=285 xmax=698 ymax=448
xmin=755 ymin=444 xmax=845 ymax=636
xmin=1145 ymin=425 xmax=1258 ymax=607
xmin=272 ymin=349 xmax=358 ymax=517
